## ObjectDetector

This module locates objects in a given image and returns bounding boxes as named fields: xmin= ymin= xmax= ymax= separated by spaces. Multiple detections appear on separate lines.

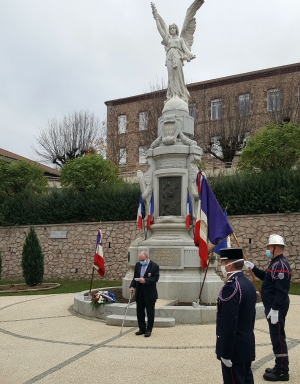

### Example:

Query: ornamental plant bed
xmin=0 ymin=283 xmax=60 ymax=293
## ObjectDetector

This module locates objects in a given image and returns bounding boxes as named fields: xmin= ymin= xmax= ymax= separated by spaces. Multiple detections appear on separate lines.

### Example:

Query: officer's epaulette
xmin=225 ymin=277 xmax=235 ymax=284
xmin=218 ymin=276 xmax=242 ymax=303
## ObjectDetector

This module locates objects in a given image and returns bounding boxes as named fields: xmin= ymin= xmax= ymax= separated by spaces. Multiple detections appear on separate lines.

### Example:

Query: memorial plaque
xmin=50 ymin=230 xmax=67 ymax=239
xmin=159 ymin=177 xmax=181 ymax=216
xmin=162 ymin=123 xmax=176 ymax=137
xmin=149 ymin=248 xmax=181 ymax=267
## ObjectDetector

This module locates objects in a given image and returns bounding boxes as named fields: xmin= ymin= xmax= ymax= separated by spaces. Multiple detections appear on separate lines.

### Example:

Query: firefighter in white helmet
xmin=245 ymin=234 xmax=291 ymax=382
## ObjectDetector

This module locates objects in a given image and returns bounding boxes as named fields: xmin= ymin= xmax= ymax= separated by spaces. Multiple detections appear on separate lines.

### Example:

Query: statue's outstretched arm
xmin=151 ymin=3 xmax=168 ymax=39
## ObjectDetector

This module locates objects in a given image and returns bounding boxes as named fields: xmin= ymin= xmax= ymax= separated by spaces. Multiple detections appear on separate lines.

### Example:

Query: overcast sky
xmin=1 ymin=0 xmax=300 ymax=166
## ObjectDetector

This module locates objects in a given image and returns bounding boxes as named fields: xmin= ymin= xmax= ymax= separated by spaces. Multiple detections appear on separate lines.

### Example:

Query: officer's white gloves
xmin=221 ymin=357 xmax=233 ymax=368
xmin=244 ymin=261 xmax=254 ymax=269
xmin=267 ymin=308 xmax=279 ymax=324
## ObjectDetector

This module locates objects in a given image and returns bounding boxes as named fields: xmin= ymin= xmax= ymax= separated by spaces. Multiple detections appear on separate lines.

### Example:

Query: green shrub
xmin=210 ymin=169 xmax=300 ymax=215
xmin=22 ymin=227 xmax=44 ymax=286
xmin=0 ymin=183 xmax=140 ymax=226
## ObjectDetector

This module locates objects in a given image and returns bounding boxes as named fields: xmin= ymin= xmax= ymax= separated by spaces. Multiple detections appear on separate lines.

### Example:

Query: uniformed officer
xmin=245 ymin=234 xmax=291 ymax=382
xmin=216 ymin=248 xmax=256 ymax=384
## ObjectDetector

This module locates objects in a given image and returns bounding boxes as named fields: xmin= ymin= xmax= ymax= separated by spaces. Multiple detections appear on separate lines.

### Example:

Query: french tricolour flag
xmin=137 ymin=193 xmax=143 ymax=229
xmin=194 ymin=171 xmax=233 ymax=269
xmin=93 ymin=228 xmax=105 ymax=276
xmin=213 ymin=211 xmax=231 ymax=255
xmin=147 ymin=191 xmax=154 ymax=229
xmin=186 ymin=191 xmax=193 ymax=228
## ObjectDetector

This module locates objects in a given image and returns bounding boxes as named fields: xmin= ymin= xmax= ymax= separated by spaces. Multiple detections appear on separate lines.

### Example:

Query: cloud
xmin=1 ymin=0 xmax=300 ymax=162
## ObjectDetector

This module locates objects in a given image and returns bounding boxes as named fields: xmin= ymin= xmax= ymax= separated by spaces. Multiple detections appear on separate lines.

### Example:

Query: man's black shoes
xmin=265 ymin=368 xmax=275 ymax=374
xmin=144 ymin=330 xmax=151 ymax=337
xmin=263 ymin=371 xmax=289 ymax=381
xmin=135 ymin=330 xmax=145 ymax=336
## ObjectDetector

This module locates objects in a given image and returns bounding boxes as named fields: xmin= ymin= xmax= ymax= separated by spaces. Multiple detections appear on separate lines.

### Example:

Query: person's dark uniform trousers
xmin=129 ymin=251 xmax=159 ymax=337
xmin=245 ymin=234 xmax=291 ymax=382
xmin=216 ymin=248 xmax=256 ymax=384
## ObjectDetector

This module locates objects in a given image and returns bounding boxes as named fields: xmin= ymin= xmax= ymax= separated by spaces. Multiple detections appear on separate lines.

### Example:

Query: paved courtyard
xmin=0 ymin=293 xmax=299 ymax=384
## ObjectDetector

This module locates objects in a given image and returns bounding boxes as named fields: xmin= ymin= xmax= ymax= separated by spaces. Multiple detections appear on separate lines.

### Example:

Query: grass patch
xmin=290 ymin=282 xmax=300 ymax=295
xmin=0 ymin=280 xmax=122 ymax=296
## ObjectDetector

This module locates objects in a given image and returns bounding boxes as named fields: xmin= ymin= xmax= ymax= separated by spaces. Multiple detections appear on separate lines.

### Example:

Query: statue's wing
xmin=151 ymin=2 xmax=169 ymax=36
xmin=180 ymin=0 xmax=204 ymax=50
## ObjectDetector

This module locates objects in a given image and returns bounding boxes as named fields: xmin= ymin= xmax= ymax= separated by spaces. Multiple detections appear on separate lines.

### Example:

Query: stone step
xmin=106 ymin=314 xmax=175 ymax=327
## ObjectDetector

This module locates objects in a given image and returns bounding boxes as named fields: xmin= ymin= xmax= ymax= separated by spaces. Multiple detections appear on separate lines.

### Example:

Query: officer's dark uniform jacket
xmin=216 ymin=271 xmax=256 ymax=364
xmin=252 ymin=254 xmax=291 ymax=315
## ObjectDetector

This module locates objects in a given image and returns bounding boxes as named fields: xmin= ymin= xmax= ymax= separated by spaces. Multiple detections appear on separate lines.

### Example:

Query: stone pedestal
xmin=123 ymin=105 xmax=224 ymax=303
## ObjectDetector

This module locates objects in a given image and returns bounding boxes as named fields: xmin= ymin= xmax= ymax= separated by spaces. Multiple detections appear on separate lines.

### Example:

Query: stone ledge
xmin=106 ymin=315 xmax=175 ymax=327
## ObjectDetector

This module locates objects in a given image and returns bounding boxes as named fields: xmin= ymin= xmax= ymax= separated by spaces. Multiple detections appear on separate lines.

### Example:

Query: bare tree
xmin=33 ymin=111 xmax=104 ymax=168
xmin=205 ymin=91 xmax=256 ymax=168
xmin=138 ymin=81 xmax=166 ymax=155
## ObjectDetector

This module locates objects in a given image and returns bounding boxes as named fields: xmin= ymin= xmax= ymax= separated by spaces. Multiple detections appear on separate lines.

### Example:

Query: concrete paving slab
xmin=0 ymin=293 xmax=299 ymax=384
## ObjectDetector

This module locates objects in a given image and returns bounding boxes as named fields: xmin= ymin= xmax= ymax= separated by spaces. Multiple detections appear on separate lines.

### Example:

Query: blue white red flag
xmin=93 ymin=228 xmax=105 ymax=276
xmin=194 ymin=172 xmax=233 ymax=269
xmin=137 ymin=193 xmax=143 ymax=229
xmin=147 ymin=191 xmax=154 ymax=229
xmin=213 ymin=211 xmax=231 ymax=255
xmin=186 ymin=191 xmax=193 ymax=228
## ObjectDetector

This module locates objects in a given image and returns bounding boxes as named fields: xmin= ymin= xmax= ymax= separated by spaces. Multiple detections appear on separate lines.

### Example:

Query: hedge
xmin=210 ymin=169 xmax=300 ymax=215
xmin=0 ymin=183 xmax=140 ymax=226
xmin=1 ymin=169 xmax=300 ymax=226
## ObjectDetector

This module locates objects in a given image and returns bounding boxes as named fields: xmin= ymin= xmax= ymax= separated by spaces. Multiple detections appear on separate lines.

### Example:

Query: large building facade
xmin=105 ymin=62 xmax=300 ymax=179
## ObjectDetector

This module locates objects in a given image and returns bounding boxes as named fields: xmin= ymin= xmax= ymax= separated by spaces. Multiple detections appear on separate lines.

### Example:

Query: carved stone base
xmin=162 ymin=96 xmax=189 ymax=113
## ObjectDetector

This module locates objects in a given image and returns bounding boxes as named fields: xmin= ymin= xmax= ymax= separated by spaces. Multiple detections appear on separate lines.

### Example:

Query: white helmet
xmin=266 ymin=234 xmax=285 ymax=246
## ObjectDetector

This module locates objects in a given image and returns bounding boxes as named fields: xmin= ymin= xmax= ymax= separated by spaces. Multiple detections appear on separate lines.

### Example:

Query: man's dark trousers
xmin=265 ymin=308 xmax=289 ymax=374
xmin=221 ymin=362 xmax=254 ymax=384
xmin=136 ymin=284 xmax=154 ymax=332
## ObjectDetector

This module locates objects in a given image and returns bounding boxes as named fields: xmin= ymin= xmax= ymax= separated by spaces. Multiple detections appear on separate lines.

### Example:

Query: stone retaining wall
xmin=0 ymin=222 xmax=142 ymax=281
xmin=0 ymin=213 xmax=299 ymax=282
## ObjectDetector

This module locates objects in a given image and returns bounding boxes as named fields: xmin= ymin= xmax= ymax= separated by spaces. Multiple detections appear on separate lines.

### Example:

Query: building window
xmin=139 ymin=112 xmax=148 ymax=131
xmin=118 ymin=115 xmax=127 ymax=134
xmin=119 ymin=147 xmax=126 ymax=166
xmin=211 ymin=136 xmax=223 ymax=158
xmin=189 ymin=102 xmax=196 ymax=122
xmin=211 ymin=98 xmax=222 ymax=120
xmin=267 ymin=89 xmax=280 ymax=112
xmin=239 ymin=93 xmax=250 ymax=115
xmin=139 ymin=146 xmax=148 ymax=164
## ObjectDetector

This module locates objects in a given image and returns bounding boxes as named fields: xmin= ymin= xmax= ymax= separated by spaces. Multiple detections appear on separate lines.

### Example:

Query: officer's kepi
xmin=219 ymin=248 xmax=243 ymax=260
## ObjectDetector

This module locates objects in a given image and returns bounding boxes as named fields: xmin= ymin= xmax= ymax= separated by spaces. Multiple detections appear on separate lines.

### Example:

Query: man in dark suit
xmin=216 ymin=248 xmax=256 ymax=384
xmin=129 ymin=251 xmax=159 ymax=337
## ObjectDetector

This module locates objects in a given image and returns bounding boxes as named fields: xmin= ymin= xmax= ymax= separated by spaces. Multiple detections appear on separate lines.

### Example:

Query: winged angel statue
xmin=151 ymin=1 xmax=204 ymax=106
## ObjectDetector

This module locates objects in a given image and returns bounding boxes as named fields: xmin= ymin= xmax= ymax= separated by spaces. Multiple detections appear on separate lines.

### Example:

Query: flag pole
xmin=198 ymin=255 xmax=211 ymax=302
xmin=142 ymin=208 xmax=147 ymax=240
xmin=232 ymin=232 xmax=261 ymax=294
xmin=89 ymin=265 xmax=95 ymax=295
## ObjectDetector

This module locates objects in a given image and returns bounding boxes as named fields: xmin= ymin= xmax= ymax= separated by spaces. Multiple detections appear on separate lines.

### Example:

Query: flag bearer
xmin=245 ymin=234 xmax=291 ymax=382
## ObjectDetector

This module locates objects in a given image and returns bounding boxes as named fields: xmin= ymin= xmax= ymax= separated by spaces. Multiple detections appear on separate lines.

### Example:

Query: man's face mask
xmin=221 ymin=259 xmax=244 ymax=277
xmin=139 ymin=260 xmax=147 ymax=265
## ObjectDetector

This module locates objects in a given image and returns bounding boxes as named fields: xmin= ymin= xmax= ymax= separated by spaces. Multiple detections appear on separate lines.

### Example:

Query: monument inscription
xmin=163 ymin=124 xmax=176 ymax=136
xmin=149 ymin=248 xmax=181 ymax=266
